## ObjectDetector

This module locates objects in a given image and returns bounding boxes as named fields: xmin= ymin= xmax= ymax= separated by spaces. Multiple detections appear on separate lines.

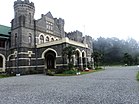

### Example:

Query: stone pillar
xmin=78 ymin=57 xmax=83 ymax=70
xmin=85 ymin=57 xmax=88 ymax=68
xmin=72 ymin=55 xmax=76 ymax=66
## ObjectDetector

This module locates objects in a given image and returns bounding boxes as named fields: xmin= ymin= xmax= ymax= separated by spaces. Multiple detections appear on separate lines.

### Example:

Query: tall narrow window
xmin=29 ymin=13 xmax=31 ymax=23
xmin=15 ymin=33 xmax=17 ymax=47
xmin=28 ymin=34 xmax=32 ymax=44
xmin=40 ymin=35 xmax=44 ymax=44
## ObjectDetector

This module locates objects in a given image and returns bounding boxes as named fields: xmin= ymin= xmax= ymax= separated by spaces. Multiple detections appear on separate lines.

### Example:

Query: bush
xmin=0 ymin=74 xmax=10 ymax=78
xmin=47 ymin=70 xmax=55 ymax=76
xmin=63 ymin=69 xmax=77 ymax=75
xmin=55 ymin=68 xmax=66 ymax=74
xmin=68 ymin=63 xmax=74 ymax=70
xmin=25 ymin=69 xmax=38 ymax=75
xmin=95 ymin=67 xmax=102 ymax=70
xmin=29 ymin=69 xmax=38 ymax=74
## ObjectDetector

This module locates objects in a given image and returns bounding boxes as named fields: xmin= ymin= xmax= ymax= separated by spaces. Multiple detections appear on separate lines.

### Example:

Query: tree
xmin=62 ymin=46 xmax=76 ymax=69
xmin=93 ymin=37 xmax=139 ymax=65
xmin=91 ymin=51 xmax=102 ymax=68
xmin=123 ymin=53 xmax=133 ymax=66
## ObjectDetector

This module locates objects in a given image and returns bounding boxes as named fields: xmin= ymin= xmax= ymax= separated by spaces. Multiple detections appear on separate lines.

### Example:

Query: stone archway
xmin=44 ymin=50 xmax=56 ymax=69
xmin=0 ymin=56 xmax=3 ymax=68
xmin=82 ymin=50 xmax=86 ymax=68
xmin=0 ymin=54 xmax=5 ymax=72
xmin=76 ymin=51 xmax=80 ymax=67
xmin=82 ymin=52 xmax=85 ymax=67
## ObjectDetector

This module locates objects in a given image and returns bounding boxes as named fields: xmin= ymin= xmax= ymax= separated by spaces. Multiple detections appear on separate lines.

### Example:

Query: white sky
xmin=0 ymin=0 xmax=139 ymax=41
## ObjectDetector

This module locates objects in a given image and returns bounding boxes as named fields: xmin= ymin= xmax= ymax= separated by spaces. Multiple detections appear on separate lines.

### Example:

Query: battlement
xmin=58 ymin=18 xmax=64 ymax=24
xmin=14 ymin=0 xmax=34 ymax=7
xmin=54 ymin=18 xmax=65 ymax=25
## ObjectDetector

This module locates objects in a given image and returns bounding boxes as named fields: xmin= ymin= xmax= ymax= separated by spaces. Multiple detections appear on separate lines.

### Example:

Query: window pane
xmin=0 ymin=40 xmax=5 ymax=48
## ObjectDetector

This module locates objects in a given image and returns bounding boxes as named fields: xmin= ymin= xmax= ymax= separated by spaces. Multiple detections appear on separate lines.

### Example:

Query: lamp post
xmin=34 ymin=20 xmax=38 ymax=71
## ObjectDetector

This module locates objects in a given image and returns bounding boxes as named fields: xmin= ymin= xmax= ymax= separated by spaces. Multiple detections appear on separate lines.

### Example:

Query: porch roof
xmin=37 ymin=37 xmax=88 ymax=48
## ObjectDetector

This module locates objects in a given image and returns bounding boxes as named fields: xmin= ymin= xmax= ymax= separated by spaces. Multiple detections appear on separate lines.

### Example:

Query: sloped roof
xmin=0 ymin=25 xmax=11 ymax=36
xmin=45 ymin=11 xmax=53 ymax=19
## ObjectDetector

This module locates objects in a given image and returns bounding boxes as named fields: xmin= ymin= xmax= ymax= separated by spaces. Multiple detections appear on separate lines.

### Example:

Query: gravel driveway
xmin=0 ymin=66 xmax=139 ymax=104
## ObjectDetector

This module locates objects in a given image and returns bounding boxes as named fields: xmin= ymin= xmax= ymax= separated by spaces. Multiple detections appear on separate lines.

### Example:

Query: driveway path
xmin=0 ymin=66 xmax=139 ymax=104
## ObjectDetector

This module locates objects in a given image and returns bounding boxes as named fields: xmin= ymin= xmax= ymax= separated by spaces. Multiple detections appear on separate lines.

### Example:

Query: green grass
xmin=136 ymin=71 xmax=139 ymax=81
xmin=0 ymin=74 xmax=10 ymax=78
xmin=54 ymin=68 xmax=104 ymax=76
xmin=54 ymin=74 xmax=76 ymax=76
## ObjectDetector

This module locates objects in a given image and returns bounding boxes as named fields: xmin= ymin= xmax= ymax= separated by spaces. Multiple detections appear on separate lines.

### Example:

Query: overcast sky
xmin=0 ymin=0 xmax=139 ymax=40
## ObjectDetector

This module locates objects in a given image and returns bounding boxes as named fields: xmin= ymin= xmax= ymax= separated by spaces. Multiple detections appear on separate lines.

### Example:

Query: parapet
xmin=14 ymin=0 xmax=34 ymax=7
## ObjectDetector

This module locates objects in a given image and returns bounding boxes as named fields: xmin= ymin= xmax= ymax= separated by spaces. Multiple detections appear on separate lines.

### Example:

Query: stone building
xmin=0 ymin=0 xmax=93 ymax=74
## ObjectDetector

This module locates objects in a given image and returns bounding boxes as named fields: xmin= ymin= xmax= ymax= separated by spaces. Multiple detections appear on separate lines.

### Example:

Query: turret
xmin=11 ymin=0 xmax=35 ymax=48
xmin=56 ymin=18 xmax=65 ymax=38
xmin=12 ymin=0 xmax=35 ymax=28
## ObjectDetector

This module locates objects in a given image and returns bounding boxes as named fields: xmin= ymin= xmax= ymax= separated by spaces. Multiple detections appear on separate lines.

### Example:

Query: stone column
xmin=85 ymin=57 xmax=88 ymax=68
xmin=72 ymin=55 xmax=76 ymax=66
xmin=78 ymin=57 xmax=83 ymax=70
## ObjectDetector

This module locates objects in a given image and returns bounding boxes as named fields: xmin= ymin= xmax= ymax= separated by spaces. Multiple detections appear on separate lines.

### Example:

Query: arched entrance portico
xmin=44 ymin=50 xmax=56 ymax=69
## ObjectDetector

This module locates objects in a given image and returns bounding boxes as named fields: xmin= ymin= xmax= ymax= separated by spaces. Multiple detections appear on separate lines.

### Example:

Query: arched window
xmin=55 ymin=38 xmax=58 ymax=41
xmin=40 ymin=35 xmax=44 ymax=44
xmin=29 ymin=13 xmax=31 ymax=23
xmin=46 ymin=36 xmax=49 ymax=42
xmin=76 ymin=51 xmax=80 ymax=66
xmin=51 ymin=38 xmax=54 ymax=41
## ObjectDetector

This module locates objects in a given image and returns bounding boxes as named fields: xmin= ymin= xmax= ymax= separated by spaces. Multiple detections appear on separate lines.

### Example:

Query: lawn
xmin=54 ymin=69 xmax=103 ymax=76
xmin=136 ymin=71 xmax=139 ymax=81
xmin=0 ymin=74 xmax=10 ymax=78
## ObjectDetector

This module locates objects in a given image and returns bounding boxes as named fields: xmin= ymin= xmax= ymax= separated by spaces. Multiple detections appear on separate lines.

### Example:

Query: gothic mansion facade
xmin=0 ymin=0 xmax=93 ymax=74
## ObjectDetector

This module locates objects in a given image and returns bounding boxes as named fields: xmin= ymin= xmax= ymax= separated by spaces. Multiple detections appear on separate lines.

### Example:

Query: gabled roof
xmin=0 ymin=25 xmax=11 ymax=36
xmin=45 ymin=11 xmax=53 ymax=19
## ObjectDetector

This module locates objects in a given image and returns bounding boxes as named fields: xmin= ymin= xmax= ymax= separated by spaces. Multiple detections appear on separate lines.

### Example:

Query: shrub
xmin=95 ymin=67 xmax=102 ymax=70
xmin=68 ymin=63 xmax=74 ymax=70
xmin=63 ymin=69 xmax=77 ymax=75
xmin=55 ymin=68 xmax=66 ymax=74
xmin=29 ymin=69 xmax=38 ymax=74
xmin=47 ymin=70 xmax=55 ymax=76
xmin=25 ymin=69 xmax=38 ymax=75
